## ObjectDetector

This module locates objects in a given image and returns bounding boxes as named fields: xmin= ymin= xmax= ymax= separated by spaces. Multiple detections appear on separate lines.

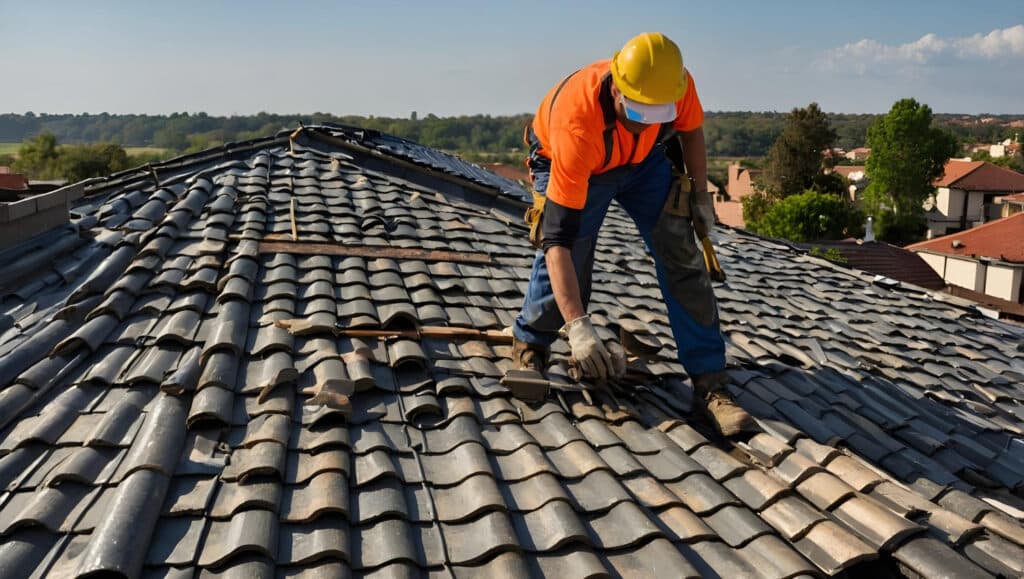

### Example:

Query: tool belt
xmin=664 ymin=168 xmax=694 ymax=218
xmin=525 ymin=190 xmax=546 ymax=249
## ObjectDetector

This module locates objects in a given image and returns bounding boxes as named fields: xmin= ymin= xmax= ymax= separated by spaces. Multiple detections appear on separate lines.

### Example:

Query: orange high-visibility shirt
xmin=531 ymin=59 xmax=704 ymax=210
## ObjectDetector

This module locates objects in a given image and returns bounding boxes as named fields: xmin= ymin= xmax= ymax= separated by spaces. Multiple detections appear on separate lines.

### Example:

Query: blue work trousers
xmin=512 ymin=146 xmax=727 ymax=377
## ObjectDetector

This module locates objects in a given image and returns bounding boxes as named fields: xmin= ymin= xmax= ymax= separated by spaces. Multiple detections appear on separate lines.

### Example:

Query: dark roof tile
xmin=702 ymin=505 xmax=773 ymax=548
xmin=723 ymin=468 xmax=790 ymax=511
xmin=961 ymin=533 xmax=1024 ymax=577
xmin=163 ymin=475 xmax=218 ymax=516
xmin=511 ymin=500 xmax=589 ymax=551
xmin=0 ymin=528 xmax=56 ymax=579
xmin=892 ymin=536 xmax=992 ymax=579
xmin=587 ymin=501 xmax=663 ymax=549
xmin=211 ymin=479 xmax=282 ymax=520
xmin=793 ymin=520 xmax=877 ymax=574
xmin=759 ymin=496 xmax=827 ymax=542
xmin=146 ymin=516 xmax=206 ymax=566
xmin=77 ymin=469 xmax=171 ymax=577
xmin=620 ymin=474 xmax=685 ymax=511
xmin=666 ymin=473 xmax=742 ymax=516
xmin=277 ymin=515 xmax=350 ymax=567
xmin=197 ymin=508 xmax=279 ymax=567
xmin=45 ymin=445 xmax=123 ymax=486
xmin=830 ymin=495 xmax=924 ymax=549
xmin=603 ymin=538 xmax=702 ymax=578
xmin=681 ymin=539 xmax=761 ymax=578
xmin=441 ymin=511 xmax=517 ymax=565
xmin=738 ymin=534 xmax=818 ymax=579
xmin=795 ymin=472 xmax=857 ymax=511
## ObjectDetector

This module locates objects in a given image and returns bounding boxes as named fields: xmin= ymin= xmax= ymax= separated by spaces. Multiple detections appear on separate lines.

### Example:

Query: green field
xmin=0 ymin=142 xmax=171 ymax=160
xmin=124 ymin=146 xmax=170 ymax=156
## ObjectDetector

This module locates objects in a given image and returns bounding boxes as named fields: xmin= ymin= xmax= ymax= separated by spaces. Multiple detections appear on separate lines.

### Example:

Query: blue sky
xmin=1 ymin=1 xmax=1021 ymax=116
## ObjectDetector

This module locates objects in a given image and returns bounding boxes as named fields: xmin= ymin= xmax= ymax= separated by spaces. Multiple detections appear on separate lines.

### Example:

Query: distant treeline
xmin=1 ymin=111 xmax=1020 ymax=160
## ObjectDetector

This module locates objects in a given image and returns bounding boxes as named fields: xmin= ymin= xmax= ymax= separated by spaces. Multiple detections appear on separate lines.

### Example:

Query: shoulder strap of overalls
xmin=545 ymin=70 xmax=675 ymax=172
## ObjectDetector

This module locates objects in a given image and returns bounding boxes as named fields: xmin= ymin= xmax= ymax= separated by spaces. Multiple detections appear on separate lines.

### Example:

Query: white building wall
xmin=966 ymin=191 xmax=985 ymax=224
xmin=919 ymin=253 xmax=946 ymax=278
xmin=945 ymin=257 xmax=985 ymax=292
xmin=935 ymin=187 xmax=953 ymax=215
xmin=984 ymin=265 xmax=1023 ymax=302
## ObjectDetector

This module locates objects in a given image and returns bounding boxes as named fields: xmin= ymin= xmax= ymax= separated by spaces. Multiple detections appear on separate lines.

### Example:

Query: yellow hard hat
xmin=610 ymin=32 xmax=687 ymax=105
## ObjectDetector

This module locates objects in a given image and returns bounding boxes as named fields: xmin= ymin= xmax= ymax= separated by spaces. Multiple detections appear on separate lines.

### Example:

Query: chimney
xmin=864 ymin=216 xmax=875 ymax=242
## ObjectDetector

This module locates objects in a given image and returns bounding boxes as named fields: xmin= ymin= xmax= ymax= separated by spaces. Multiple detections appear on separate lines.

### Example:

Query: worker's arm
xmin=540 ymin=196 xmax=618 ymax=379
xmin=678 ymin=127 xmax=716 ymax=237
xmin=545 ymin=246 xmax=586 ymax=322
xmin=678 ymin=127 xmax=708 ymax=192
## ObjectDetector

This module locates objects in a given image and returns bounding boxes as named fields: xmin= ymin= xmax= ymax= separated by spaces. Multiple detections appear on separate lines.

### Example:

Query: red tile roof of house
xmin=478 ymin=163 xmax=529 ymax=183
xmin=0 ymin=173 xmax=28 ymax=191
xmin=907 ymin=212 xmax=1024 ymax=261
xmin=832 ymin=165 xmax=865 ymax=178
xmin=803 ymin=240 xmax=947 ymax=290
xmin=934 ymin=160 xmax=1024 ymax=192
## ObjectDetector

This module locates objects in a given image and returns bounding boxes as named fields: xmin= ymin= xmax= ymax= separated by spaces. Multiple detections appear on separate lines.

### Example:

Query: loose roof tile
xmin=1 ymin=124 xmax=1022 ymax=577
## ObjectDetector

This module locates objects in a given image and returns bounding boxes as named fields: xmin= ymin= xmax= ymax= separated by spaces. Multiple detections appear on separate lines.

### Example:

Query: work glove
xmin=560 ymin=315 xmax=615 ymax=380
xmin=606 ymin=340 xmax=628 ymax=379
xmin=690 ymin=188 xmax=716 ymax=240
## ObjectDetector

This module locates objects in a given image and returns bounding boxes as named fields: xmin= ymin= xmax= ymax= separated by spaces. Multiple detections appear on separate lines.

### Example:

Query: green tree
xmin=863 ymin=98 xmax=958 ymax=243
xmin=741 ymin=192 xmax=773 ymax=227
xmin=757 ymin=103 xmax=837 ymax=199
xmin=12 ymin=133 xmax=61 ymax=178
xmin=747 ymin=189 xmax=864 ymax=242
xmin=59 ymin=143 xmax=132 ymax=181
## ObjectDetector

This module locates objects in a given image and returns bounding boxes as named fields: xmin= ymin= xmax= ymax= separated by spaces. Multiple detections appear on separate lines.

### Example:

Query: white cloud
xmin=820 ymin=25 xmax=1024 ymax=70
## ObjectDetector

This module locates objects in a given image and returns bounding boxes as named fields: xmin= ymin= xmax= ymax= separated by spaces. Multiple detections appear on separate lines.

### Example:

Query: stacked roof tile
xmin=1 ymin=125 xmax=1023 ymax=578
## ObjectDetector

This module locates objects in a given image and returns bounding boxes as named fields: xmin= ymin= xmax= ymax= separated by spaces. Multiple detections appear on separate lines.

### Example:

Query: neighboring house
xmin=845 ymin=147 xmax=870 ymax=161
xmin=909 ymin=212 xmax=1024 ymax=307
xmin=924 ymin=159 xmax=1024 ymax=238
xmin=799 ymin=239 xmax=946 ymax=291
xmin=1001 ymin=191 xmax=1024 ymax=217
xmin=725 ymin=163 xmax=761 ymax=201
xmin=1 ymin=125 xmax=1023 ymax=578
xmin=0 ymin=172 xmax=29 ymax=194
xmin=988 ymin=137 xmax=1022 ymax=160
xmin=830 ymin=165 xmax=868 ymax=202
xmin=712 ymin=192 xmax=744 ymax=228
xmin=478 ymin=162 xmax=529 ymax=185
xmin=715 ymin=163 xmax=762 ymax=228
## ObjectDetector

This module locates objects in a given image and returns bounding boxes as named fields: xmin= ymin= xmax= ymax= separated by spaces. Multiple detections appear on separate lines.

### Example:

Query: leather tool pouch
xmin=525 ymin=191 xmax=545 ymax=249
xmin=650 ymin=174 xmax=717 ymax=326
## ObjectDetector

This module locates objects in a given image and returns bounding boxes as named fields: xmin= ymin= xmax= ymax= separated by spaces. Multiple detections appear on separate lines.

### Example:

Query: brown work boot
xmin=512 ymin=338 xmax=549 ymax=374
xmin=692 ymin=371 xmax=755 ymax=437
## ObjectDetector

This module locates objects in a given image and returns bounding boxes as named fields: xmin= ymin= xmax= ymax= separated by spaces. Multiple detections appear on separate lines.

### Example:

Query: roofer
xmin=512 ymin=32 xmax=754 ymax=436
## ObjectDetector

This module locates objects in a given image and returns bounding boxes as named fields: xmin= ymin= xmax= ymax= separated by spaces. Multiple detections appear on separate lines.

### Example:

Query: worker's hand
xmin=691 ymin=189 xmax=716 ymax=239
xmin=560 ymin=315 xmax=614 ymax=380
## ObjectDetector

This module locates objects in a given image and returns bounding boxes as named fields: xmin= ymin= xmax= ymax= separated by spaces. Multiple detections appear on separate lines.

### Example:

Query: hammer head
xmin=500 ymin=369 xmax=550 ymax=403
